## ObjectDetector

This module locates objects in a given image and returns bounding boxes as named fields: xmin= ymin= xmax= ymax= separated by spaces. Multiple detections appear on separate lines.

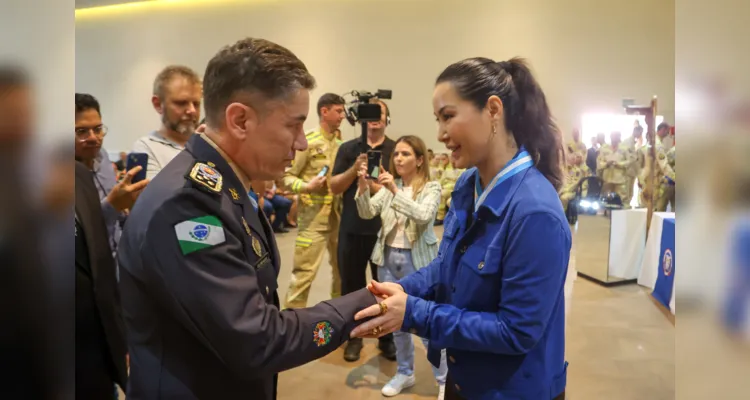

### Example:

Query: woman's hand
xmin=357 ymin=163 xmax=369 ymax=193
xmin=377 ymin=167 xmax=397 ymax=194
xmin=367 ymin=279 xmax=404 ymax=299
xmin=351 ymin=281 xmax=407 ymax=339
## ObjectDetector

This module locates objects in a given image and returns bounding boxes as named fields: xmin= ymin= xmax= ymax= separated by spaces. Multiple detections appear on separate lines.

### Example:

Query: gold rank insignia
xmin=252 ymin=235 xmax=262 ymax=257
xmin=207 ymin=161 xmax=216 ymax=167
xmin=229 ymin=188 xmax=240 ymax=200
xmin=242 ymin=217 xmax=251 ymax=236
xmin=188 ymin=162 xmax=223 ymax=193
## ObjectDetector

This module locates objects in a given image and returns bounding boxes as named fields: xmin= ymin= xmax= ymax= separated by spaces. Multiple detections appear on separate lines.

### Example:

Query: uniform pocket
xmin=460 ymin=244 xmax=502 ymax=276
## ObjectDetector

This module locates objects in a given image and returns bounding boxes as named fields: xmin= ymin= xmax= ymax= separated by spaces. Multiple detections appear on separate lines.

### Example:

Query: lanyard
xmin=474 ymin=147 xmax=533 ymax=211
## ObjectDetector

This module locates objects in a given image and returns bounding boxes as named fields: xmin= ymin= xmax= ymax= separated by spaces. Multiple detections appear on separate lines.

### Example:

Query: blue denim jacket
xmin=399 ymin=166 xmax=570 ymax=399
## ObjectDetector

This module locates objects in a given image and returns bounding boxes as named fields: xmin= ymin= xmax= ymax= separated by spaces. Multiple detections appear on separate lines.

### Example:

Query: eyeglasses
xmin=75 ymin=124 xmax=108 ymax=138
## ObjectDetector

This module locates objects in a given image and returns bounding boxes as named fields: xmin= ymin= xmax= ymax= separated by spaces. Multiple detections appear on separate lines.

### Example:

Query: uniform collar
xmin=318 ymin=125 xmax=338 ymax=141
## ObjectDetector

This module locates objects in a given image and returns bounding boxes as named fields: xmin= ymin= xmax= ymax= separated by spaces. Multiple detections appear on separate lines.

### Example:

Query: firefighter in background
xmin=566 ymin=128 xmax=587 ymax=160
xmin=436 ymin=158 xmax=464 ymax=224
xmin=559 ymin=152 xmax=585 ymax=212
xmin=622 ymin=125 xmax=645 ymax=207
xmin=598 ymin=131 xmax=631 ymax=208
xmin=282 ymin=93 xmax=346 ymax=308
xmin=639 ymin=126 xmax=676 ymax=211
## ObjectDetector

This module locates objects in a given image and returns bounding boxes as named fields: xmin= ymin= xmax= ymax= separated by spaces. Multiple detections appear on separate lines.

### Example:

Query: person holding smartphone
xmin=330 ymin=99 xmax=398 ymax=361
xmin=281 ymin=93 xmax=347 ymax=309
xmin=355 ymin=135 xmax=448 ymax=398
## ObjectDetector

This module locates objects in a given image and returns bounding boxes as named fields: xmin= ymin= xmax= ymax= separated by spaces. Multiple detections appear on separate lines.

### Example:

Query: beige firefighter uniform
xmin=437 ymin=166 xmax=464 ymax=220
xmin=655 ymin=145 xmax=676 ymax=212
xmin=282 ymin=128 xmax=342 ymax=309
xmin=598 ymin=143 xmax=631 ymax=208
xmin=566 ymin=139 xmax=587 ymax=160
xmin=559 ymin=164 xmax=585 ymax=211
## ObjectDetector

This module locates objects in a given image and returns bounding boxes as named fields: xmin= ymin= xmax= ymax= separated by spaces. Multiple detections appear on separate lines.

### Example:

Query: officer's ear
xmin=225 ymin=102 xmax=258 ymax=141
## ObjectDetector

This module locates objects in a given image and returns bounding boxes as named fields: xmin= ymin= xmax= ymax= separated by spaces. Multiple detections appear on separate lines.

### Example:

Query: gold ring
xmin=379 ymin=302 xmax=388 ymax=315
xmin=371 ymin=326 xmax=382 ymax=336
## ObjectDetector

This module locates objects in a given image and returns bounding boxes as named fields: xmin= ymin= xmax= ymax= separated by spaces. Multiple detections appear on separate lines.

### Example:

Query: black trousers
xmin=338 ymin=232 xmax=379 ymax=296
xmin=338 ymin=231 xmax=393 ymax=343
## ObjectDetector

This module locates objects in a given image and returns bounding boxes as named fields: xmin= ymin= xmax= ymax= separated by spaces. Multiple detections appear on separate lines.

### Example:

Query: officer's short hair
xmin=75 ymin=93 xmax=101 ymax=117
xmin=316 ymin=93 xmax=345 ymax=117
xmin=203 ymin=38 xmax=316 ymax=127
xmin=153 ymin=65 xmax=201 ymax=100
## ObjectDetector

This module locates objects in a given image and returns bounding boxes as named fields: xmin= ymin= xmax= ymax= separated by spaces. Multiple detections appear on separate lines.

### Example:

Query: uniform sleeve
xmin=402 ymin=212 xmax=569 ymax=355
xmin=389 ymin=182 xmax=441 ymax=225
xmin=657 ymin=149 xmax=676 ymax=182
xmin=132 ymin=139 xmax=161 ymax=180
xmin=142 ymin=191 xmax=377 ymax=379
xmin=282 ymin=148 xmax=309 ymax=194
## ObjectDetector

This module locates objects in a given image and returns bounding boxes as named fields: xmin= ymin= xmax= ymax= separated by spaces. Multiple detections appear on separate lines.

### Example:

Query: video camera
xmin=343 ymin=89 xmax=392 ymax=126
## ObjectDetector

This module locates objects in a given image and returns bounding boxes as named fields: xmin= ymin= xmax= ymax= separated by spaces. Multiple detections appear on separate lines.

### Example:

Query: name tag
xmin=253 ymin=252 xmax=272 ymax=270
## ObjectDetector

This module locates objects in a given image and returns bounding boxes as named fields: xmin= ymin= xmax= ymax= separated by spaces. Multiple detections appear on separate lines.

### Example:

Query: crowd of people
xmin=75 ymin=38 xmax=574 ymax=400
xmin=557 ymin=123 xmax=676 ymax=214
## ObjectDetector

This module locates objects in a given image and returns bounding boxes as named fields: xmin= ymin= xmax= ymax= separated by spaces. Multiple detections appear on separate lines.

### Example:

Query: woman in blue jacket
xmin=352 ymin=57 xmax=571 ymax=400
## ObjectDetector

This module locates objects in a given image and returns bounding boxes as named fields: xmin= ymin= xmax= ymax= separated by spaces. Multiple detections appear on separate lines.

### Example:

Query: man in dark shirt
xmin=330 ymin=100 xmax=397 ymax=362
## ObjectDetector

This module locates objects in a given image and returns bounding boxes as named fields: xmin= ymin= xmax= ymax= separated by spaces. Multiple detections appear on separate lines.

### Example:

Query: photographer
xmin=330 ymin=100 xmax=396 ymax=362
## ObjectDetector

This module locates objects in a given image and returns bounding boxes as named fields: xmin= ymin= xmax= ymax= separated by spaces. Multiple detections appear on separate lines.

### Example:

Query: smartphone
xmin=317 ymin=165 xmax=329 ymax=178
xmin=126 ymin=152 xmax=149 ymax=183
xmin=366 ymin=150 xmax=382 ymax=179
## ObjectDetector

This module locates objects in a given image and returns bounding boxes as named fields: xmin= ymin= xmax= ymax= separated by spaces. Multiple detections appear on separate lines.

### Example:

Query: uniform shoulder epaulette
xmin=186 ymin=161 xmax=223 ymax=195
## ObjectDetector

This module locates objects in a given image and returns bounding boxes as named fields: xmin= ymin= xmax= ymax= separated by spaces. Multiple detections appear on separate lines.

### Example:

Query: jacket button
xmin=478 ymin=261 xmax=485 ymax=270
xmin=265 ymin=286 xmax=269 ymax=295
xmin=449 ymin=355 xmax=456 ymax=363
xmin=460 ymin=246 xmax=467 ymax=253
xmin=455 ymin=384 xmax=461 ymax=391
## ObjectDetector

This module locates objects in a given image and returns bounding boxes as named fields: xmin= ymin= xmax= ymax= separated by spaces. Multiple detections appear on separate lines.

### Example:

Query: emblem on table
xmin=229 ymin=188 xmax=240 ymax=200
xmin=662 ymin=248 xmax=673 ymax=276
xmin=175 ymin=215 xmax=226 ymax=255
xmin=188 ymin=162 xmax=223 ymax=193
xmin=313 ymin=321 xmax=334 ymax=347
xmin=252 ymin=235 xmax=262 ymax=256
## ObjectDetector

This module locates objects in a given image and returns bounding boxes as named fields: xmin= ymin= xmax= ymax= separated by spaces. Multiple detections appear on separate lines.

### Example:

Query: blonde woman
xmin=355 ymin=135 xmax=448 ymax=398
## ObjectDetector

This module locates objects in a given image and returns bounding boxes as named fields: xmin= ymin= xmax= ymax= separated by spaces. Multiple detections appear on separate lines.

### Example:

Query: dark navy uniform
xmin=118 ymin=134 xmax=377 ymax=399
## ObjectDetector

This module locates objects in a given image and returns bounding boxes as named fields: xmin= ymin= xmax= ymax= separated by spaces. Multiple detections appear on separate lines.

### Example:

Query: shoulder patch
xmin=175 ymin=215 xmax=225 ymax=255
xmin=313 ymin=321 xmax=334 ymax=347
xmin=188 ymin=162 xmax=223 ymax=193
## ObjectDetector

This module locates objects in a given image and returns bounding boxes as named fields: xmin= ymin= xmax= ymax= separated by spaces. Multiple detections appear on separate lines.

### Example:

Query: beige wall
xmin=75 ymin=0 xmax=674 ymax=152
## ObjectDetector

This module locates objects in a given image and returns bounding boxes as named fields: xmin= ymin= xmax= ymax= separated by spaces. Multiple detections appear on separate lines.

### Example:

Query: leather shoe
xmin=378 ymin=336 xmax=397 ymax=361
xmin=344 ymin=338 xmax=363 ymax=362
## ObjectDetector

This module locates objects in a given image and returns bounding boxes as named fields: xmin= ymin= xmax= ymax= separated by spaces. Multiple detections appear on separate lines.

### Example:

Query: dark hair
xmin=0 ymin=65 xmax=29 ymax=96
xmin=203 ymin=38 xmax=316 ymax=126
xmin=75 ymin=93 xmax=101 ymax=116
xmin=657 ymin=122 xmax=670 ymax=131
xmin=317 ymin=93 xmax=345 ymax=117
xmin=436 ymin=57 xmax=564 ymax=190
xmin=153 ymin=65 xmax=201 ymax=100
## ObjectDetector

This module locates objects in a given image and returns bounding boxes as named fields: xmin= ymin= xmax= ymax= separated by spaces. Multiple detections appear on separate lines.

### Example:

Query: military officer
xmin=566 ymin=128 xmax=587 ymax=160
xmin=598 ymin=131 xmax=631 ymax=208
xmin=117 ymin=38 xmax=378 ymax=400
xmin=282 ymin=93 xmax=346 ymax=309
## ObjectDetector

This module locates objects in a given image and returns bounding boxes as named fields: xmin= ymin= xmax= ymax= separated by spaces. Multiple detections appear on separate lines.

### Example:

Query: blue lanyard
xmin=474 ymin=147 xmax=533 ymax=211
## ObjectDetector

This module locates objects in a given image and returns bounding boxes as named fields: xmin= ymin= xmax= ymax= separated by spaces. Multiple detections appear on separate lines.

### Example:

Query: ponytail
xmin=503 ymin=58 xmax=565 ymax=190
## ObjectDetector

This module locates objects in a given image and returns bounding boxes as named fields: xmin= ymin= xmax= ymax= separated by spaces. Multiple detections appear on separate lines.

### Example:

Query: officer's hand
xmin=106 ymin=166 xmax=149 ymax=212
xmin=305 ymin=175 xmax=327 ymax=194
